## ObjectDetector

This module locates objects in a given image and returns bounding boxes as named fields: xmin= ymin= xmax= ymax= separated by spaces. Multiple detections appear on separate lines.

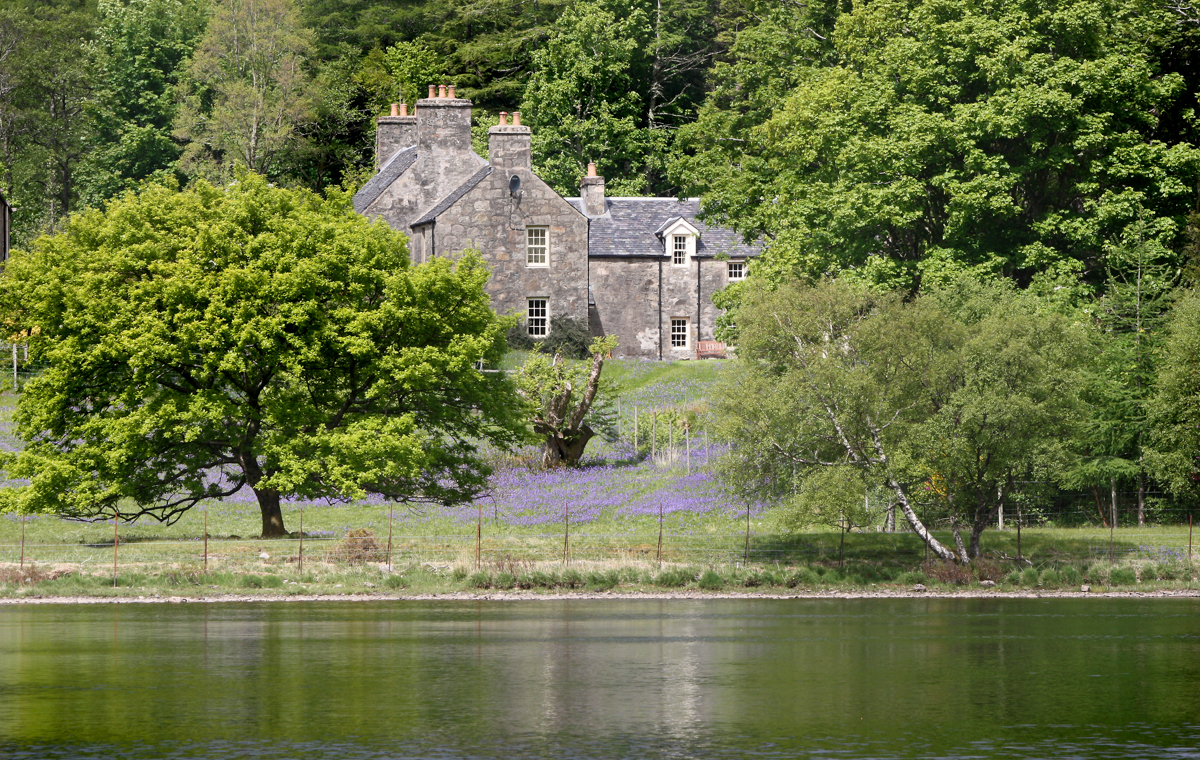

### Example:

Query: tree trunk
xmin=540 ymin=426 xmax=595 ymax=468
xmin=949 ymin=515 xmax=969 ymax=564
xmin=255 ymin=487 xmax=287 ymax=537
xmin=887 ymin=478 xmax=958 ymax=562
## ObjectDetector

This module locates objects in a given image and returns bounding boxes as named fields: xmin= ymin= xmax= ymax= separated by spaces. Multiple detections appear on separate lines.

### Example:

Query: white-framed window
xmin=727 ymin=261 xmax=746 ymax=281
xmin=526 ymin=226 xmax=548 ymax=267
xmin=672 ymin=235 xmax=687 ymax=266
xmin=670 ymin=318 xmax=689 ymax=348
xmin=528 ymin=298 xmax=548 ymax=337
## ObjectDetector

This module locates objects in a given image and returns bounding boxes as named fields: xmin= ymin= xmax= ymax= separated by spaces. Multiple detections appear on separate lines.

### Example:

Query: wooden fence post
xmin=298 ymin=507 xmax=304 ymax=574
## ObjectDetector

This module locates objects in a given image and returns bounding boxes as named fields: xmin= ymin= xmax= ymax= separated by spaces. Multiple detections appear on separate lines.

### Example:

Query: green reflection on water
xmin=1 ymin=598 xmax=1198 ymax=758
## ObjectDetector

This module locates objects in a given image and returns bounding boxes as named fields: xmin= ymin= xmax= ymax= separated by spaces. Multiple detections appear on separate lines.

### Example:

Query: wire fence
xmin=2 ymin=524 xmax=1196 ymax=575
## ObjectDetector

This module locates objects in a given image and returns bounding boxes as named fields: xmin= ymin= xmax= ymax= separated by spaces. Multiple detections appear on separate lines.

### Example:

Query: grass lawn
xmin=1 ymin=362 xmax=1199 ymax=598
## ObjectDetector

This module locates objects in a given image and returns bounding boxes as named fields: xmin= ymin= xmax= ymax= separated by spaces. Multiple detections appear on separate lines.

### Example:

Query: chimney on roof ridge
xmin=581 ymin=162 xmax=606 ymax=216
xmin=416 ymin=84 xmax=473 ymax=158
xmin=376 ymin=101 xmax=417 ymax=170
xmin=489 ymin=107 xmax=531 ymax=172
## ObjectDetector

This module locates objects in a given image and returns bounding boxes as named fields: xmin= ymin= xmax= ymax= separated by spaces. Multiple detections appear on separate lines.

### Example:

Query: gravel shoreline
xmin=3 ymin=588 xmax=1199 ymax=604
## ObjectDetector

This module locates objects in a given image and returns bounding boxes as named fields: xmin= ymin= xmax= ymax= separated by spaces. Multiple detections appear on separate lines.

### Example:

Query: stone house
xmin=353 ymin=87 xmax=759 ymax=359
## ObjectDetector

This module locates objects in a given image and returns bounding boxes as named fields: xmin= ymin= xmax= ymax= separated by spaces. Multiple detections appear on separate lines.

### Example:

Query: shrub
xmin=329 ymin=529 xmax=386 ymax=565
xmin=743 ymin=569 xmax=773 ymax=587
xmin=970 ymin=558 xmax=1005 ymax=583
xmin=506 ymin=322 xmax=535 ymax=351
xmin=897 ymin=570 xmax=928 ymax=586
xmin=1002 ymin=569 xmax=1022 ymax=586
xmin=617 ymin=567 xmax=641 ymax=585
xmin=1039 ymin=568 xmax=1061 ymax=587
xmin=653 ymin=568 xmax=691 ymax=588
xmin=0 ymin=566 xmax=73 ymax=586
xmin=541 ymin=316 xmax=593 ymax=359
xmin=240 ymin=574 xmax=264 ymax=588
xmin=468 ymin=571 xmax=491 ymax=589
xmin=586 ymin=570 xmax=619 ymax=590
xmin=451 ymin=567 xmax=468 ymax=582
xmin=560 ymin=569 xmax=584 ymax=589
xmin=495 ymin=572 xmax=517 ymax=588
xmin=1019 ymin=567 xmax=1040 ymax=587
xmin=1109 ymin=567 xmax=1137 ymax=586
xmin=923 ymin=561 xmax=971 ymax=585
xmin=1061 ymin=566 xmax=1082 ymax=585
xmin=786 ymin=567 xmax=822 ymax=587
xmin=384 ymin=574 xmax=408 ymax=589
xmin=821 ymin=570 xmax=842 ymax=584
xmin=1086 ymin=563 xmax=1110 ymax=584
xmin=698 ymin=569 xmax=724 ymax=590
xmin=517 ymin=570 xmax=557 ymax=589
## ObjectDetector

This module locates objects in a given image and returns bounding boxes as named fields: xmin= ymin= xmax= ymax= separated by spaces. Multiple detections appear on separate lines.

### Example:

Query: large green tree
xmin=715 ymin=277 xmax=1087 ymax=562
xmin=80 ymin=0 xmax=207 ymax=204
xmin=0 ymin=174 xmax=524 ymax=536
xmin=678 ymin=0 xmax=1200 ymax=295
xmin=1146 ymin=288 xmax=1200 ymax=505
xmin=175 ymin=0 xmax=316 ymax=179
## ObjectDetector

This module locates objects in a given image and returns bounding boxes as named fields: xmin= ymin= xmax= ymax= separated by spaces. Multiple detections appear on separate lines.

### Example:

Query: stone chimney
xmin=581 ymin=162 xmax=606 ymax=216
xmin=488 ymin=111 xmax=531 ymax=173
xmin=417 ymin=84 xmax=474 ymax=159
xmin=375 ymin=102 xmax=416 ymax=169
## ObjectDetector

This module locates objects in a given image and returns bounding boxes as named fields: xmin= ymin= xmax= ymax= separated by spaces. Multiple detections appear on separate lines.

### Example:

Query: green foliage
xmin=1147 ymin=289 xmax=1200 ymax=501
xmin=1109 ymin=566 xmax=1137 ymax=586
xmin=79 ymin=0 xmax=207 ymax=204
xmin=679 ymin=0 xmax=1200 ymax=298
xmin=515 ymin=335 xmax=620 ymax=467
xmin=540 ymin=315 xmax=593 ymax=360
xmin=175 ymin=0 xmax=316 ymax=178
xmin=715 ymin=277 xmax=1088 ymax=562
xmin=0 ymin=174 xmax=523 ymax=535
xmin=521 ymin=0 xmax=657 ymax=196
xmin=697 ymin=568 xmax=723 ymax=589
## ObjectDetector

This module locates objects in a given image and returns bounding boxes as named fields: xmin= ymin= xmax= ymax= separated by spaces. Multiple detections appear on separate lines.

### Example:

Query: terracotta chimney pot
xmin=428 ymin=84 xmax=436 ymax=99
xmin=448 ymin=84 xmax=456 ymax=98
xmin=438 ymin=84 xmax=447 ymax=98
xmin=399 ymin=102 xmax=408 ymax=117
xmin=587 ymin=162 xmax=597 ymax=177
xmin=390 ymin=103 xmax=399 ymax=117
xmin=512 ymin=111 xmax=521 ymax=126
xmin=499 ymin=111 xmax=508 ymax=126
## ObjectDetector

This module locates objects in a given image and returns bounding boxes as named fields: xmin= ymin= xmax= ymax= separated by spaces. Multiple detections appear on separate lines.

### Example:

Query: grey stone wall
xmin=431 ymin=168 xmax=590 ymax=326
xmin=589 ymin=257 xmax=662 ymax=359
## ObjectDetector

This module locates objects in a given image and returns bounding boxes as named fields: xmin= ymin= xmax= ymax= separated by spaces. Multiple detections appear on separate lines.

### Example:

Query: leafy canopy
xmin=678 ymin=0 xmax=1200 ymax=294
xmin=0 ymin=174 xmax=524 ymax=536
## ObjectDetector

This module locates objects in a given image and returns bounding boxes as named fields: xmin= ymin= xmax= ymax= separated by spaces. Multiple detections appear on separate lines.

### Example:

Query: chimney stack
xmin=488 ymin=110 xmax=531 ymax=172
xmin=375 ymin=102 xmax=416 ymax=169
xmin=581 ymin=162 xmax=606 ymax=215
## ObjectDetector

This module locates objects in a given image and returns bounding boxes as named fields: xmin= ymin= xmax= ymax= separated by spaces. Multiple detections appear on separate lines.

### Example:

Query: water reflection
xmin=0 ymin=598 xmax=1198 ymax=759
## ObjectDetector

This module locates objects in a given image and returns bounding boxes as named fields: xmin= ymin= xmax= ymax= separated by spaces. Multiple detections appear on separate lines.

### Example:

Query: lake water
xmin=0 ymin=597 xmax=1197 ymax=759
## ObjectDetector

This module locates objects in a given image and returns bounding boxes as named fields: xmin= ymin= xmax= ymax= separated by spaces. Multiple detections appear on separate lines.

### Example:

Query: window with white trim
xmin=526 ymin=227 xmax=548 ymax=266
xmin=727 ymin=261 xmax=745 ymax=281
xmin=527 ymin=298 xmax=548 ymax=337
xmin=672 ymin=235 xmax=687 ymax=266
xmin=670 ymin=318 xmax=689 ymax=348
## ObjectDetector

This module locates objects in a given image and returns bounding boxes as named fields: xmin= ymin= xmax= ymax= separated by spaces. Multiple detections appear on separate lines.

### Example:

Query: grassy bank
xmin=2 ymin=361 xmax=1199 ymax=599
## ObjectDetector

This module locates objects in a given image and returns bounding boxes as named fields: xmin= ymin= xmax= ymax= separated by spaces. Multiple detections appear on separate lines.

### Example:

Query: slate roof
xmin=566 ymin=197 xmax=760 ymax=259
xmin=411 ymin=166 xmax=494 ymax=227
xmin=353 ymin=146 xmax=417 ymax=213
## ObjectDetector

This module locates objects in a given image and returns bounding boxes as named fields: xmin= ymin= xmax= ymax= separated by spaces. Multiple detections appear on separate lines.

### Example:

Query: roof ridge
xmin=411 ymin=165 xmax=494 ymax=227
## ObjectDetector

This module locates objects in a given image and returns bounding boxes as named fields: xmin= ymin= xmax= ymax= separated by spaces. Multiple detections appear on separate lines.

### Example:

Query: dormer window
xmin=672 ymin=235 xmax=687 ymax=266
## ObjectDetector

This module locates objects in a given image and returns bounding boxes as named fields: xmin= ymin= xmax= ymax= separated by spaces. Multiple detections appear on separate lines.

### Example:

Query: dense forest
xmin=2 ymin=0 xmax=1200 ymax=520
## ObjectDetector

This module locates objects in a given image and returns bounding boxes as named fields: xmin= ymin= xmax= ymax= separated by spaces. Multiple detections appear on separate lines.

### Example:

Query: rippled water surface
xmin=1 ymin=598 xmax=1198 ymax=759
